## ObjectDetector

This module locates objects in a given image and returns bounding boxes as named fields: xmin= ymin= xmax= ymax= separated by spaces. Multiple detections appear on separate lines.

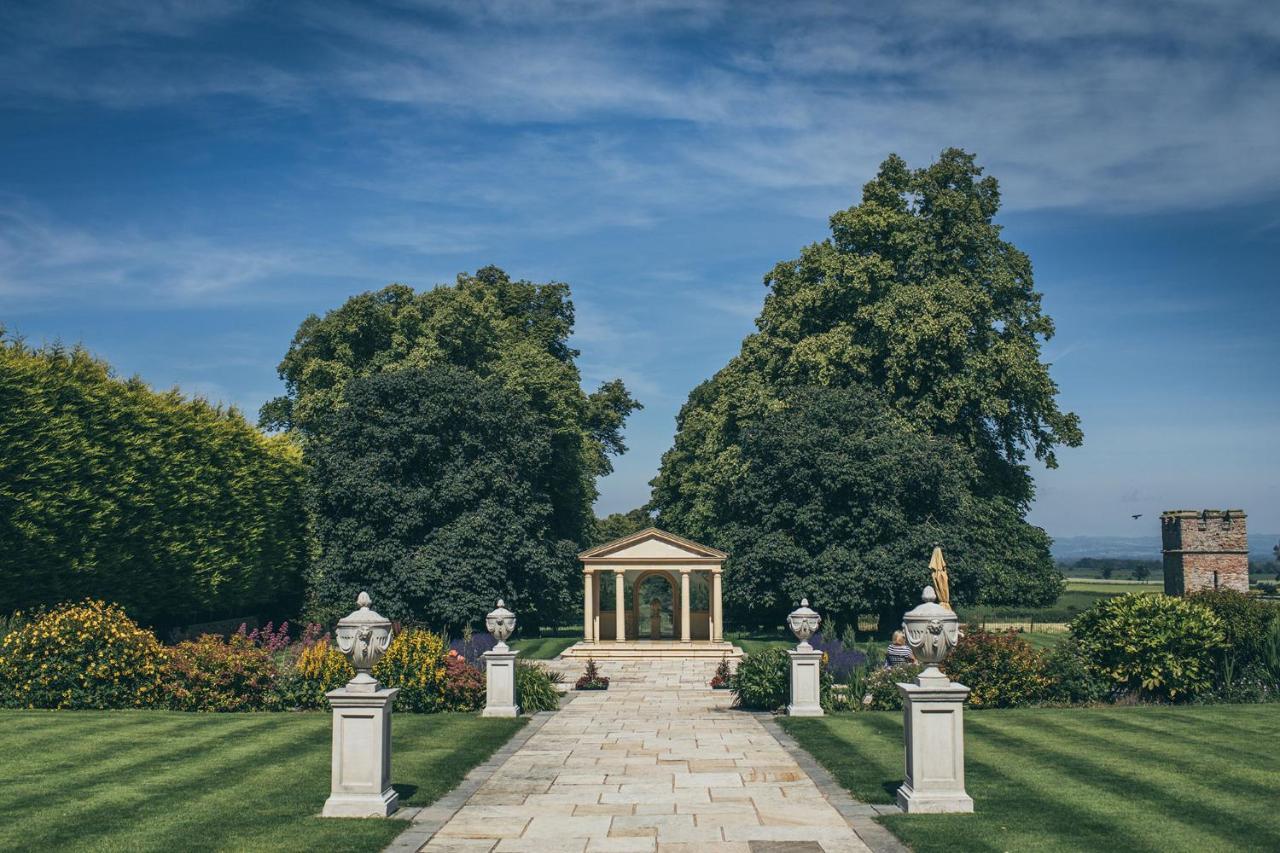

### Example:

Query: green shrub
xmin=165 ymin=634 xmax=279 ymax=712
xmin=0 ymin=600 xmax=166 ymax=709
xmin=1071 ymin=593 xmax=1226 ymax=701
xmin=1189 ymin=590 xmax=1279 ymax=665
xmin=277 ymin=637 xmax=354 ymax=709
xmin=943 ymin=629 xmax=1050 ymax=708
xmin=861 ymin=663 xmax=924 ymax=710
xmin=0 ymin=339 xmax=307 ymax=630
xmin=731 ymin=647 xmax=790 ymax=711
xmin=373 ymin=629 xmax=448 ymax=712
xmin=516 ymin=661 xmax=562 ymax=712
xmin=1042 ymin=636 xmax=1110 ymax=705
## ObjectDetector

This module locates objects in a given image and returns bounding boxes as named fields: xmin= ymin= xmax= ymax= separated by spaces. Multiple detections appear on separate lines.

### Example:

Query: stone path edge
xmin=383 ymin=693 xmax=578 ymax=853
xmin=755 ymin=712 xmax=912 ymax=853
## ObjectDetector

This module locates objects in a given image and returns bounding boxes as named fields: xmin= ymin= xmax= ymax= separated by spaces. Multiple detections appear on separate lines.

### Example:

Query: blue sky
xmin=1 ymin=0 xmax=1277 ymax=537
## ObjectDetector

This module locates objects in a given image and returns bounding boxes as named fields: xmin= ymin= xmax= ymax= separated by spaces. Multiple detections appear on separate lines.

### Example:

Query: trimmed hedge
xmin=0 ymin=338 xmax=307 ymax=630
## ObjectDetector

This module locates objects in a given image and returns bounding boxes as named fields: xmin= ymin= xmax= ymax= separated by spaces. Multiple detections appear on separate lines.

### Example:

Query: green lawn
xmin=512 ymin=635 xmax=578 ymax=659
xmin=781 ymin=704 xmax=1280 ymax=853
xmin=1 ymin=710 xmax=524 ymax=853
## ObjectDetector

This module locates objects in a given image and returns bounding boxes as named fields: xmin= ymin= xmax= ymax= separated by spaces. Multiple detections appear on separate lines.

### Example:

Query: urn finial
xmin=786 ymin=598 xmax=821 ymax=651
xmin=486 ymin=599 xmax=517 ymax=651
xmin=334 ymin=591 xmax=394 ymax=692
xmin=901 ymin=585 xmax=960 ymax=686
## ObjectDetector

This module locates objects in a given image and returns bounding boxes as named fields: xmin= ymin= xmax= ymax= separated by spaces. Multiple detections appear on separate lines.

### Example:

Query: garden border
xmin=383 ymin=693 xmax=577 ymax=853
xmin=754 ymin=712 xmax=911 ymax=853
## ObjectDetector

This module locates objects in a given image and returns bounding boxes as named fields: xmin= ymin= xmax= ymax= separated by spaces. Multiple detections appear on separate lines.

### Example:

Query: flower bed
xmin=0 ymin=600 xmax=494 ymax=713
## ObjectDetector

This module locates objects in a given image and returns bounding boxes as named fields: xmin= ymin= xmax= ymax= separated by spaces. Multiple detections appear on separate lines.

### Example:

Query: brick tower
xmin=1161 ymin=509 xmax=1249 ymax=595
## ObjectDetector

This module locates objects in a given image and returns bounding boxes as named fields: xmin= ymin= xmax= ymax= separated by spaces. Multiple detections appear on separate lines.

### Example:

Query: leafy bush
xmin=575 ymin=657 xmax=609 ymax=690
xmin=1042 ymin=637 xmax=1110 ymax=705
xmin=0 ymin=339 xmax=307 ymax=631
xmin=373 ymin=629 xmax=448 ymax=712
xmin=277 ymin=637 xmax=353 ymax=709
xmin=165 ymin=634 xmax=279 ymax=712
xmin=861 ymin=663 xmax=924 ymax=710
xmin=0 ymin=600 xmax=166 ymax=709
xmin=731 ymin=647 xmax=790 ymax=711
xmin=1189 ymin=590 xmax=1279 ymax=666
xmin=516 ymin=661 xmax=562 ymax=712
xmin=943 ymin=629 xmax=1050 ymax=708
xmin=1072 ymin=593 xmax=1226 ymax=701
xmin=442 ymin=651 xmax=485 ymax=711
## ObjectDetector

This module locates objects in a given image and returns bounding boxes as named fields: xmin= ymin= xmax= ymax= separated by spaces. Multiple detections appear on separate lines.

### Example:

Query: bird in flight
xmin=1131 ymin=514 xmax=1143 ymax=520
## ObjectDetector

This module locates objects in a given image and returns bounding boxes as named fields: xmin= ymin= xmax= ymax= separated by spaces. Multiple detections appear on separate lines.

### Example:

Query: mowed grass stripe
xmin=1 ymin=711 xmax=201 ymax=781
xmin=0 ymin=710 xmax=525 ymax=853
xmin=28 ymin=717 xmax=322 ymax=851
xmin=1033 ymin=712 xmax=1276 ymax=789
xmin=965 ymin=715 xmax=1252 ymax=850
xmin=0 ymin=714 xmax=276 ymax=822
xmin=124 ymin=721 xmax=336 ymax=853
xmin=782 ymin=706 xmax=1279 ymax=853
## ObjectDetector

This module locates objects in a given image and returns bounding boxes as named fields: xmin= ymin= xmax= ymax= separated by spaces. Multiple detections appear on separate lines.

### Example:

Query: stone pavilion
xmin=561 ymin=527 xmax=743 ymax=659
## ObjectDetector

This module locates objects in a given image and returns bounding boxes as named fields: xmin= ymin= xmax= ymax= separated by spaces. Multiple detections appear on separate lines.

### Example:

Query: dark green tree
xmin=708 ymin=385 xmax=1060 ymax=628
xmin=262 ymin=266 xmax=640 ymax=548
xmin=652 ymin=149 xmax=1079 ymax=612
xmin=306 ymin=365 xmax=578 ymax=630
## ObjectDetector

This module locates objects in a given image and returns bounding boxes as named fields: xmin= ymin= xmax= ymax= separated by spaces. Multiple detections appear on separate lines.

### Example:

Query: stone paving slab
xmin=394 ymin=657 xmax=894 ymax=853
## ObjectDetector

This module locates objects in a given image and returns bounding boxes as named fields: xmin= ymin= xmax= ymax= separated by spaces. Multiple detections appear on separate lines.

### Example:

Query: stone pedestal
xmin=483 ymin=648 xmax=520 ymax=718
xmin=786 ymin=648 xmax=824 ymax=717
xmin=322 ymin=687 xmax=400 ymax=818
xmin=896 ymin=677 xmax=973 ymax=813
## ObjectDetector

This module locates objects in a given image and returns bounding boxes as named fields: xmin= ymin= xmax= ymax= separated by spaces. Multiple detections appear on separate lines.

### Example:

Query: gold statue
xmin=929 ymin=546 xmax=952 ymax=611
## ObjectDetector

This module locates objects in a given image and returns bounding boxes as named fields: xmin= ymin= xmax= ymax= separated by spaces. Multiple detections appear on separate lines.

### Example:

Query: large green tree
xmin=710 ymin=385 xmax=1061 ymax=627
xmin=305 ymin=365 xmax=577 ymax=629
xmin=262 ymin=266 xmax=640 ymax=550
xmin=652 ymin=149 xmax=1079 ymax=612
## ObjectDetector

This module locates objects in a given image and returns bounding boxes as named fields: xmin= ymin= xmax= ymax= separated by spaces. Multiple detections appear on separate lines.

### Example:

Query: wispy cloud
xmin=0 ymin=204 xmax=359 ymax=308
xmin=4 ymin=0 xmax=1277 ymax=215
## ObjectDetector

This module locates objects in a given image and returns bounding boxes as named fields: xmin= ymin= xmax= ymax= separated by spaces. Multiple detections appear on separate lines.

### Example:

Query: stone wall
xmin=1161 ymin=509 xmax=1249 ymax=595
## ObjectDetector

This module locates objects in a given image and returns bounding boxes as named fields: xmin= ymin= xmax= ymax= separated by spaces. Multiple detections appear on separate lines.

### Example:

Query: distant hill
xmin=1050 ymin=534 xmax=1279 ymax=563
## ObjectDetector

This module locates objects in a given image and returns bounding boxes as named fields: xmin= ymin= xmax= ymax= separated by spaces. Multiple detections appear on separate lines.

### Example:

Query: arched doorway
xmin=632 ymin=571 xmax=677 ymax=640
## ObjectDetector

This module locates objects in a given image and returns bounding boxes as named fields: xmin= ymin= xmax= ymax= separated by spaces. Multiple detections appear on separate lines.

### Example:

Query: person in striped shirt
xmin=885 ymin=630 xmax=916 ymax=667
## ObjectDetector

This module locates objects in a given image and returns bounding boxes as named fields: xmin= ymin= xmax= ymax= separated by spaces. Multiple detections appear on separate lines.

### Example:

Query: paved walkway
xmin=406 ymin=657 xmax=879 ymax=853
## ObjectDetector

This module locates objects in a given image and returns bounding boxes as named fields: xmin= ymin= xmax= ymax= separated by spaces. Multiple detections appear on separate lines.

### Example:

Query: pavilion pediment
xmin=578 ymin=527 xmax=726 ymax=563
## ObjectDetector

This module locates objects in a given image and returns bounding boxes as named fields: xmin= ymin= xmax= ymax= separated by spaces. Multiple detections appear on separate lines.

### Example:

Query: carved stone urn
xmin=334 ymin=591 xmax=394 ymax=692
xmin=786 ymin=598 xmax=821 ymax=651
xmin=901 ymin=585 xmax=960 ymax=686
xmin=486 ymin=599 xmax=517 ymax=652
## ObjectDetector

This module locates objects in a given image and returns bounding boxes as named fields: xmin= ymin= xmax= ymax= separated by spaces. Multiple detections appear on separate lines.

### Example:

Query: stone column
xmin=711 ymin=570 xmax=724 ymax=643
xmin=896 ymin=585 xmax=972 ymax=813
xmin=482 ymin=648 xmax=519 ymax=717
xmin=679 ymin=568 xmax=691 ymax=642
xmin=786 ymin=599 xmax=823 ymax=717
xmin=323 ymin=688 xmax=400 ymax=817
xmin=582 ymin=570 xmax=594 ymax=642
xmin=896 ymin=680 xmax=973 ymax=813
xmin=324 ymin=592 xmax=399 ymax=818
xmin=483 ymin=599 xmax=520 ymax=718
xmin=614 ymin=569 xmax=626 ymax=642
